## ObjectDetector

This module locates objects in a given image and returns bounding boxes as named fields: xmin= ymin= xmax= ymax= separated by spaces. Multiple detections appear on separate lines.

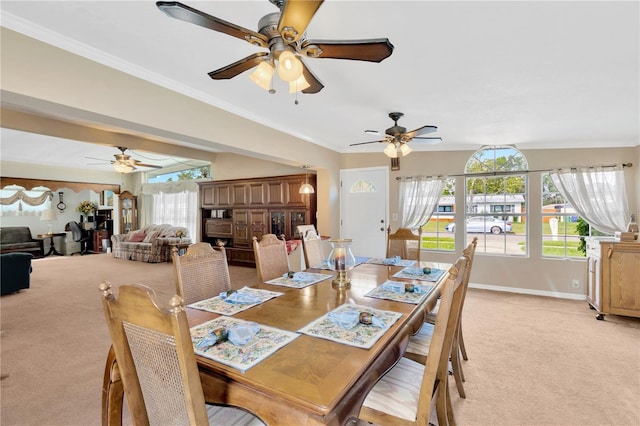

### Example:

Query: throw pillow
xmin=142 ymin=230 xmax=161 ymax=243
xmin=128 ymin=231 xmax=146 ymax=242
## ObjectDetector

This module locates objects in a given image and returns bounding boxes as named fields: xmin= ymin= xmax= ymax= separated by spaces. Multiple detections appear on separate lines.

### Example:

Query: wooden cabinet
xmin=198 ymin=174 xmax=316 ymax=265
xmin=119 ymin=191 xmax=137 ymax=234
xmin=586 ymin=237 xmax=640 ymax=319
xmin=93 ymin=229 xmax=111 ymax=252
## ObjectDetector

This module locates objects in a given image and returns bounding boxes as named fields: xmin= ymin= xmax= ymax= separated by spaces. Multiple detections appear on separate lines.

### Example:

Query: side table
xmin=167 ymin=242 xmax=190 ymax=262
xmin=36 ymin=233 xmax=66 ymax=257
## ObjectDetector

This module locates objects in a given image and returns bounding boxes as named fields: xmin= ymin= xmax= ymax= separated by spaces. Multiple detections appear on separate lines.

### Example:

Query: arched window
xmin=464 ymin=146 xmax=528 ymax=256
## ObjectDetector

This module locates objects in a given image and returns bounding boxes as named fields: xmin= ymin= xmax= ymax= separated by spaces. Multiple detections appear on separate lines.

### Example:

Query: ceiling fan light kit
xmin=156 ymin=0 xmax=394 ymax=95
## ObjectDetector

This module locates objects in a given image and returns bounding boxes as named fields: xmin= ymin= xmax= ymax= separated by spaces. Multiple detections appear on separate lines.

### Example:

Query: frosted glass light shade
xmin=249 ymin=61 xmax=275 ymax=91
xmin=277 ymin=51 xmax=303 ymax=82
xmin=114 ymin=163 xmax=134 ymax=173
xmin=299 ymin=183 xmax=315 ymax=194
xmin=289 ymin=73 xmax=310 ymax=93
xmin=384 ymin=142 xmax=398 ymax=158
xmin=399 ymin=143 xmax=412 ymax=156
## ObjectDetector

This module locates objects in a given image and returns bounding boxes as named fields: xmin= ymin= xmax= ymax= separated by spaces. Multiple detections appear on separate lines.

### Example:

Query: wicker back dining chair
xmin=404 ymin=237 xmax=477 ymax=399
xmin=99 ymin=282 xmax=263 ymax=426
xmin=172 ymin=242 xmax=231 ymax=305
xmin=301 ymin=231 xmax=328 ymax=269
xmin=252 ymin=234 xmax=290 ymax=282
xmin=359 ymin=256 xmax=469 ymax=426
xmin=386 ymin=226 xmax=423 ymax=261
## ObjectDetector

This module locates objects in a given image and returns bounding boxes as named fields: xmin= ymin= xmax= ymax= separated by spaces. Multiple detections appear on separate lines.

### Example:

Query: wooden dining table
xmin=187 ymin=260 xmax=451 ymax=426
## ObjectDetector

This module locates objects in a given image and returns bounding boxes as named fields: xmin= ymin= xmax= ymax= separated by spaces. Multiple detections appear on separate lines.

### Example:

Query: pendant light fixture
xmin=299 ymin=165 xmax=315 ymax=194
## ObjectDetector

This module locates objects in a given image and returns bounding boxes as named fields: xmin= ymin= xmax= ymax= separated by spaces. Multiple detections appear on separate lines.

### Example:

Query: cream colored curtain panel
xmin=398 ymin=176 xmax=446 ymax=229
xmin=550 ymin=164 xmax=630 ymax=234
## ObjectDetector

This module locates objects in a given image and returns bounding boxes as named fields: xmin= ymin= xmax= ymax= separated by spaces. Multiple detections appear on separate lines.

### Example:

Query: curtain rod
xmin=396 ymin=162 xmax=633 ymax=180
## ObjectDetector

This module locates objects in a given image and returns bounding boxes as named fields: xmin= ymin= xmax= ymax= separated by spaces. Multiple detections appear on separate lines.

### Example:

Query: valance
xmin=141 ymin=181 xmax=198 ymax=195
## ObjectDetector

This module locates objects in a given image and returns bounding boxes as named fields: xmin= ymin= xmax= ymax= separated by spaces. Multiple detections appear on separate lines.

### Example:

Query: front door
xmin=340 ymin=167 xmax=388 ymax=258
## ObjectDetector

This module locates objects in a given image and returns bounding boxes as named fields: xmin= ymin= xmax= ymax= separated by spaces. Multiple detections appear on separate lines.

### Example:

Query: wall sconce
xmin=299 ymin=165 xmax=315 ymax=194
xmin=56 ymin=191 xmax=67 ymax=212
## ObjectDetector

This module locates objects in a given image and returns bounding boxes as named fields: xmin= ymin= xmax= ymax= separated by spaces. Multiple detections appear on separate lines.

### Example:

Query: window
xmin=422 ymin=178 xmax=455 ymax=252
xmin=0 ymin=186 xmax=51 ymax=216
xmin=147 ymin=165 xmax=210 ymax=183
xmin=464 ymin=146 xmax=528 ymax=256
xmin=541 ymin=174 xmax=585 ymax=258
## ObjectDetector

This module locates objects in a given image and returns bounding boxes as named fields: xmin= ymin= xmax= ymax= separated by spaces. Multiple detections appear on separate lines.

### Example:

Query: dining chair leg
xmin=446 ymin=380 xmax=456 ymax=426
xmin=459 ymin=321 xmax=468 ymax=361
xmin=102 ymin=346 xmax=124 ymax=426
xmin=451 ymin=343 xmax=466 ymax=399
xmin=436 ymin=377 xmax=451 ymax=426
xmin=453 ymin=329 xmax=465 ymax=383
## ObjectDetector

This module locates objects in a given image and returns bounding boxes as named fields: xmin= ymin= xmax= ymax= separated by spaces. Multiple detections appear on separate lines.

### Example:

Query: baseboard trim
xmin=468 ymin=282 xmax=587 ymax=301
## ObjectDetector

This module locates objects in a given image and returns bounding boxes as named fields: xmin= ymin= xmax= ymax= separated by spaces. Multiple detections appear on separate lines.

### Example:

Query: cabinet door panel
xmin=201 ymin=185 xmax=215 ymax=207
xmin=286 ymin=179 xmax=307 ymax=207
xmin=608 ymin=249 xmax=640 ymax=313
xmin=248 ymin=183 xmax=266 ymax=205
xmin=233 ymin=210 xmax=250 ymax=247
xmin=266 ymin=182 xmax=285 ymax=205
xmin=216 ymin=185 xmax=233 ymax=207
xmin=249 ymin=210 xmax=268 ymax=242
xmin=233 ymin=184 xmax=248 ymax=206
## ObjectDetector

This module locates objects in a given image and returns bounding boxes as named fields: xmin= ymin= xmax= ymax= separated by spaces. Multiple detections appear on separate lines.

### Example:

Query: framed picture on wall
xmin=101 ymin=190 xmax=114 ymax=207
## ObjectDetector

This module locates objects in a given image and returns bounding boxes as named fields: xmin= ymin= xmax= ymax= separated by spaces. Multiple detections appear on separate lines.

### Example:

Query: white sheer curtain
xmin=141 ymin=181 xmax=199 ymax=240
xmin=398 ymin=176 xmax=446 ymax=229
xmin=550 ymin=165 xmax=629 ymax=234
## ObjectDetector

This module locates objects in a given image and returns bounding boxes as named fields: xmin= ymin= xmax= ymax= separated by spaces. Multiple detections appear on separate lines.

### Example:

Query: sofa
xmin=0 ymin=227 xmax=44 ymax=257
xmin=1 ymin=252 xmax=33 ymax=295
xmin=110 ymin=224 xmax=191 ymax=263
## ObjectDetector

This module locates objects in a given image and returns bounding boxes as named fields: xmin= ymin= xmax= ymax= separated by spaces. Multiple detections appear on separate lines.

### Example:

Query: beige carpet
xmin=1 ymin=254 xmax=639 ymax=426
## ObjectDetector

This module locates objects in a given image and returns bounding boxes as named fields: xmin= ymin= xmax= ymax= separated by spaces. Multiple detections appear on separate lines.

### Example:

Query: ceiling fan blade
xmin=278 ymin=0 xmax=324 ymax=44
xmin=85 ymin=156 xmax=109 ymax=162
xmin=157 ymin=1 xmax=268 ymax=48
xmin=349 ymin=139 xmax=387 ymax=147
xmin=301 ymin=38 xmax=394 ymax=62
xmin=412 ymin=137 xmax=443 ymax=144
xmin=135 ymin=163 xmax=163 ymax=169
xmin=364 ymin=130 xmax=380 ymax=135
xmin=208 ymin=52 xmax=269 ymax=80
xmin=299 ymin=58 xmax=324 ymax=94
xmin=405 ymin=125 xmax=438 ymax=138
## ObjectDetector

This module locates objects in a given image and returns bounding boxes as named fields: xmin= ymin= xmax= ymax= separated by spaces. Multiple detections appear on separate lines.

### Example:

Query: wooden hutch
xmin=198 ymin=174 xmax=317 ymax=265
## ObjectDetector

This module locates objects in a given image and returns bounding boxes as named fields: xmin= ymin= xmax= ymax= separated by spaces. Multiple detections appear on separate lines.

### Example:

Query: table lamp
xmin=40 ymin=208 xmax=58 ymax=235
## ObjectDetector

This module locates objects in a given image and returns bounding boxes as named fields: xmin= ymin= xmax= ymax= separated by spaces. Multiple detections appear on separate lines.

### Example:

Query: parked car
xmin=445 ymin=217 xmax=512 ymax=234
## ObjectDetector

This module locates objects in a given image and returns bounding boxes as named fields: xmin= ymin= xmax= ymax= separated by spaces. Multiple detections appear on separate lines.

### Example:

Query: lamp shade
xmin=288 ymin=73 xmax=310 ymax=93
xmin=383 ymin=142 xmax=398 ymax=158
xmin=399 ymin=143 xmax=412 ymax=157
xmin=299 ymin=183 xmax=315 ymax=194
xmin=277 ymin=51 xmax=303 ymax=82
xmin=114 ymin=163 xmax=134 ymax=173
xmin=41 ymin=208 xmax=57 ymax=221
xmin=249 ymin=61 xmax=275 ymax=91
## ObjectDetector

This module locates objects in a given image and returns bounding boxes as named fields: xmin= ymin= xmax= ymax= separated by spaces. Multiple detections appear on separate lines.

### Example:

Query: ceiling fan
xmin=87 ymin=147 xmax=163 ymax=173
xmin=156 ymin=0 xmax=394 ymax=94
xmin=350 ymin=112 xmax=442 ymax=158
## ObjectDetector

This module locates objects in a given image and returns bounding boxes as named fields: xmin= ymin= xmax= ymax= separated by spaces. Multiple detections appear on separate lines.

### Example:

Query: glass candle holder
xmin=327 ymin=239 xmax=356 ymax=288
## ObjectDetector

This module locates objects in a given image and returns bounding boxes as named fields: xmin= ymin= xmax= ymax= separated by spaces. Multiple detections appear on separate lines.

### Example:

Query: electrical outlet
xmin=571 ymin=279 xmax=580 ymax=289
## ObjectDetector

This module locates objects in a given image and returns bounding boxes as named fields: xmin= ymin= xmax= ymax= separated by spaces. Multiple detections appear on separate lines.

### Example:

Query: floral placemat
xmin=298 ymin=304 xmax=402 ymax=349
xmin=191 ymin=316 xmax=299 ymax=372
xmin=392 ymin=267 xmax=446 ymax=282
xmin=187 ymin=287 xmax=283 ymax=315
xmin=365 ymin=280 xmax=434 ymax=304
xmin=366 ymin=258 xmax=417 ymax=267
xmin=265 ymin=272 xmax=333 ymax=288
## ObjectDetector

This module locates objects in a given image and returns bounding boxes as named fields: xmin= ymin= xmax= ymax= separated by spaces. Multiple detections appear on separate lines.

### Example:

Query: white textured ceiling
xmin=1 ymin=0 xmax=638 ymax=169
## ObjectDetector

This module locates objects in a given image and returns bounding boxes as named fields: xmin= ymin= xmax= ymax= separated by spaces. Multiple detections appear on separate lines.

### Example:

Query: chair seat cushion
xmin=206 ymin=404 xmax=264 ymax=425
xmin=406 ymin=322 xmax=435 ymax=356
xmin=362 ymin=357 xmax=424 ymax=421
